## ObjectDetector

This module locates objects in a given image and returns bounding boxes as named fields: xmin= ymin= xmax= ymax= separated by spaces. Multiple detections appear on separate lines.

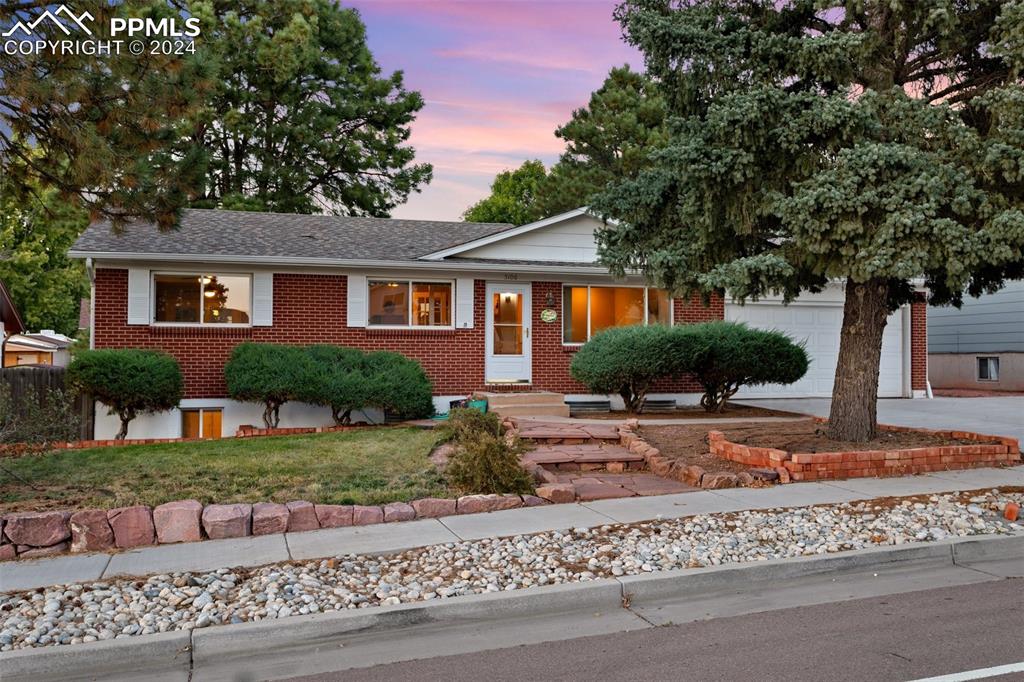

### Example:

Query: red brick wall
xmin=94 ymin=269 xmax=726 ymax=399
xmin=911 ymin=293 xmax=928 ymax=391
xmin=94 ymin=269 xmax=485 ymax=398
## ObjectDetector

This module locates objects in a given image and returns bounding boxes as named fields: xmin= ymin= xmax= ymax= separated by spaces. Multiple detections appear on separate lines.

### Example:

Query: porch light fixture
xmin=545 ymin=291 xmax=555 ymax=307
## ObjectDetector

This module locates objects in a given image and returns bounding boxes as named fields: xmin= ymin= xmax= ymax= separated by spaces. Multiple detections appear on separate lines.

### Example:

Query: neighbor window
xmin=977 ymin=356 xmax=1000 ymax=381
xmin=368 ymin=280 xmax=452 ymax=327
xmin=153 ymin=274 xmax=251 ymax=325
xmin=563 ymin=286 xmax=672 ymax=343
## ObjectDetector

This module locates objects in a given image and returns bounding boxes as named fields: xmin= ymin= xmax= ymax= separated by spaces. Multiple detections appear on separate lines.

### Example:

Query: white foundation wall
xmin=94 ymin=396 xmax=471 ymax=439
xmin=93 ymin=399 xmax=390 ymax=440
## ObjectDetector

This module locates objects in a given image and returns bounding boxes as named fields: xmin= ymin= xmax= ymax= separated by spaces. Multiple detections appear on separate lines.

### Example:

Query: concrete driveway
xmin=737 ymin=396 xmax=1024 ymax=442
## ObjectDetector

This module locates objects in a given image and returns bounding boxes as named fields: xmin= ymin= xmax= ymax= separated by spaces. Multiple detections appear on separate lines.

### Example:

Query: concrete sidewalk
xmin=3 ymin=465 xmax=1023 ymax=592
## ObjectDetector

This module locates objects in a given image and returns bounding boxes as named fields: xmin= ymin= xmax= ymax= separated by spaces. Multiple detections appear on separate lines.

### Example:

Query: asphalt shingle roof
xmin=71 ymin=209 xmax=515 ymax=262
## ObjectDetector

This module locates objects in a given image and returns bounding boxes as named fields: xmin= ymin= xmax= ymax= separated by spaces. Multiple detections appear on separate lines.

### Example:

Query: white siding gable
xmin=457 ymin=214 xmax=601 ymax=263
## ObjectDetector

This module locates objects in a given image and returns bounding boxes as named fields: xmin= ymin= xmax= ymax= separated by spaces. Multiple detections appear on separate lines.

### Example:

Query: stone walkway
xmin=3 ymin=466 xmax=1022 ymax=593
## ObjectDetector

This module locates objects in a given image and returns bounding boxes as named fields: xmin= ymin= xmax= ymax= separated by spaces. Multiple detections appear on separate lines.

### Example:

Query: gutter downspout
xmin=901 ymin=304 xmax=912 ymax=398
xmin=86 ymin=258 xmax=95 ymax=350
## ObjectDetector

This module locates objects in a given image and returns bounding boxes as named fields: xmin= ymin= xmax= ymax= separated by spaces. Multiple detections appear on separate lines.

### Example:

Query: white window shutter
xmin=252 ymin=272 xmax=274 ymax=326
xmin=347 ymin=274 xmax=367 ymax=327
xmin=126 ymin=268 xmax=150 ymax=325
xmin=455 ymin=277 xmax=474 ymax=329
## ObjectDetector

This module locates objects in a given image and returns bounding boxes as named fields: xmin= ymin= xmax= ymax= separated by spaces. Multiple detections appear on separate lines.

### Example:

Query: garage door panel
xmin=725 ymin=303 xmax=904 ymax=398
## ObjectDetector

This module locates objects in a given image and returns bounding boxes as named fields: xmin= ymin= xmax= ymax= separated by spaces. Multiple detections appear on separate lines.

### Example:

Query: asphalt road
xmin=287 ymin=579 xmax=1024 ymax=682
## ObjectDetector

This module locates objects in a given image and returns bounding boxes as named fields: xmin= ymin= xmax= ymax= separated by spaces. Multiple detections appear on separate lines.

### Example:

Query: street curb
xmin=616 ymin=541 xmax=956 ymax=602
xmin=2 ymin=533 xmax=1020 ymax=681
xmin=950 ymin=532 xmax=1024 ymax=564
xmin=190 ymin=578 xmax=623 ymax=670
xmin=0 ymin=629 xmax=191 ymax=682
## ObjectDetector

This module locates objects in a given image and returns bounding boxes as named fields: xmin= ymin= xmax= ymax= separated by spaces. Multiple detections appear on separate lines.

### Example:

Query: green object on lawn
xmin=468 ymin=400 xmax=488 ymax=413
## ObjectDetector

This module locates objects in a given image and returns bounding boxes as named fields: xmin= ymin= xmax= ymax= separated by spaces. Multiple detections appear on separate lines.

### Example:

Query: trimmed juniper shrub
xmin=224 ymin=343 xmax=315 ymax=428
xmin=676 ymin=321 xmax=809 ymax=412
xmin=68 ymin=349 xmax=183 ymax=439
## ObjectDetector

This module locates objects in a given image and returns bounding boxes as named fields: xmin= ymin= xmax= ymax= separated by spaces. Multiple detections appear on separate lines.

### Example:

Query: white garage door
xmin=725 ymin=302 xmax=905 ymax=398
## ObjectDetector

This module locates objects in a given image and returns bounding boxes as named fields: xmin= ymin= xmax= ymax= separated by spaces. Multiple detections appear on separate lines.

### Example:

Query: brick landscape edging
xmin=0 ymin=491 xmax=549 ymax=562
xmin=709 ymin=421 xmax=1021 ymax=482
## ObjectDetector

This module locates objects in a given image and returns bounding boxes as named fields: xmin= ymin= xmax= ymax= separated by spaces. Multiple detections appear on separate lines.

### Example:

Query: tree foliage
xmin=188 ymin=0 xmax=431 ymax=215
xmin=678 ymin=322 xmax=809 ymax=412
xmin=569 ymin=324 xmax=682 ymax=413
xmin=0 ymin=176 xmax=89 ymax=335
xmin=463 ymin=160 xmax=549 ymax=225
xmin=594 ymin=0 xmax=1024 ymax=440
xmin=465 ymin=67 xmax=667 ymax=222
xmin=303 ymin=344 xmax=372 ymax=425
xmin=224 ymin=343 xmax=315 ymax=428
xmin=0 ymin=1 xmax=215 ymax=230
xmin=363 ymin=350 xmax=435 ymax=420
xmin=68 ymin=349 xmax=183 ymax=440
xmin=538 ymin=66 xmax=668 ymax=215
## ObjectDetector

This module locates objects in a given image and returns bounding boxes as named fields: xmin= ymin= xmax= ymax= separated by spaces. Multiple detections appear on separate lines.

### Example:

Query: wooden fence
xmin=0 ymin=366 xmax=93 ymax=440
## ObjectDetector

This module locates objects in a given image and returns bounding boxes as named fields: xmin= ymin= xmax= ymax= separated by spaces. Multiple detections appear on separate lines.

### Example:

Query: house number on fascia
xmin=503 ymin=274 xmax=519 ymax=280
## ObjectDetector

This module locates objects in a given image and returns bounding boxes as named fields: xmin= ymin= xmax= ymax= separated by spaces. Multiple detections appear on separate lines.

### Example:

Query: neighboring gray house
xmin=928 ymin=281 xmax=1024 ymax=391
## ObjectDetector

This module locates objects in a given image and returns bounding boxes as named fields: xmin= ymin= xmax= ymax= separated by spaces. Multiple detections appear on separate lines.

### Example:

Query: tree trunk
xmin=827 ymin=279 xmax=890 ymax=441
xmin=115 ymin=409 xmax=134 ymax=440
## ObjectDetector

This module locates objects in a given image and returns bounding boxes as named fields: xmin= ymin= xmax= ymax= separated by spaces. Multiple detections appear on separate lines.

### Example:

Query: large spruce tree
xmin=188 ymin=0 xmax=431 ymax=215
xmin=595 ymin=0 xmax=1024 ymax=441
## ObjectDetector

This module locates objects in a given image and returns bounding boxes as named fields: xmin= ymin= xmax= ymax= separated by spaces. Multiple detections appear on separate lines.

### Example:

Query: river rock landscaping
xmin=1 ymin=488 xmax=1020 ymax=652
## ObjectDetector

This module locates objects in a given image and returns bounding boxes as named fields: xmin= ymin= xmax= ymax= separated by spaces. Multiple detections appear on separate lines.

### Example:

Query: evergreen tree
xmin=595 ymin=0 xmax=1024 ymax=440
xmin=188 ymin=0 xmax=431 ymax=215
xmin=539 ymin=66 xmax=668 ymax=215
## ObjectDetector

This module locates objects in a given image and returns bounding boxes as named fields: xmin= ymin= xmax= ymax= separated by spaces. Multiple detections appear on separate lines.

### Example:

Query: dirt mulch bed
xmin=578 ymin=404 xmax=805 ymax=420
xmin=639 ymin=424 xmax=764 ymax=476
xmin=721 ymin=421 xmax=978 ymax=453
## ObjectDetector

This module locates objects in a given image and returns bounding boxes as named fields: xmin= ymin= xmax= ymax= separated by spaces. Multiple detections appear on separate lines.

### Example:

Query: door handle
xmin=525 ymin=327 xmax=530 ymax=339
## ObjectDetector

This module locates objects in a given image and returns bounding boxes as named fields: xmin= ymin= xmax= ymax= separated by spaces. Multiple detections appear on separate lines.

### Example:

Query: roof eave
xmin=68 ymin=250 xmax=618 ymax=275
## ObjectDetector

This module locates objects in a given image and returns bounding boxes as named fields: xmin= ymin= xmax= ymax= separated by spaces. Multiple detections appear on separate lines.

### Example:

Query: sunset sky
xmin=346 ymin=1 xmax=641 ymax=221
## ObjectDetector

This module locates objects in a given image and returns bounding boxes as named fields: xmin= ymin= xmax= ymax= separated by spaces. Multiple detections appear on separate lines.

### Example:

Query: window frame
xmin=976 ymin=356 xmax=1000 ymax=382
xmin=181 ymin=407 xmax=223 ymax=439
xmin=561 ymin=284 xmax=673 ymax=346
xmin=150 ymin=271 xmax=253 ymax=327
xmin=366 ymin=277 xmax=456 ymax=329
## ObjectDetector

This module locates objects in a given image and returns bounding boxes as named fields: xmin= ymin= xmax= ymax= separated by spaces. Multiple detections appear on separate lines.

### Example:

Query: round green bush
xmin=67 ymin=349 xmax=183 ymax=439
xmin=569 ymin=324 xmax=684 ymax=413
xmin=676 ymin=321 xmax=809 ymax=412
xmin=364 ymin=351 xmax=435 ymax=420
xmin=303 ymin=344 xmax=373 ymax=425
xmin=224 ymin=343 xmax=316 ymax=428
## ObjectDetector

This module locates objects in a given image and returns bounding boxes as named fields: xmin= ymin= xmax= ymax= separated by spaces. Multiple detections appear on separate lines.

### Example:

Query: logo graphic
xmin=3 ymin=6 xmax=95 ymax=38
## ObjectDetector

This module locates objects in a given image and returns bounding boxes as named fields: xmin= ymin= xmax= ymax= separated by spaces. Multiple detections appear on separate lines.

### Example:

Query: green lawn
xmin=0 ymin=427 xmax=450 ymax=512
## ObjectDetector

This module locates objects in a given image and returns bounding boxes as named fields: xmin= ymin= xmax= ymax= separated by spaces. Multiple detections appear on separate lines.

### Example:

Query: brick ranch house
xmin=70 ymin=207 xmax=929 ymax=440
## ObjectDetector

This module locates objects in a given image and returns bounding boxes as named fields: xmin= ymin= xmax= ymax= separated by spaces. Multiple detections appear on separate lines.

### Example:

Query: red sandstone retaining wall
xmin=710 ymin=424 xmax=1021 ymax=482
xmin=0 ymin=492 xmax=549 ymax=562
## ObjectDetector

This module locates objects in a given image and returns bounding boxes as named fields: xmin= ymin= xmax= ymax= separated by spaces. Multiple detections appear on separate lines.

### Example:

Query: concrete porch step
xmin=477 ymin=391 xmax=567 ymax=407
xmin=490 ymin=403 xmax=571 ymax=418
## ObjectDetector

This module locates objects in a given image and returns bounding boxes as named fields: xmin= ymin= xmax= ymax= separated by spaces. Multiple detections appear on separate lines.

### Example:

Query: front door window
xmin=492 ymin=291 xmax=524 ymax=355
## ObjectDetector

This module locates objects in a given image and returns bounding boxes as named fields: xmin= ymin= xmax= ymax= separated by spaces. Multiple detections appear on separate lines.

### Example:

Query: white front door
xmin=485 ymin=282 xmax=531 ymax=383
